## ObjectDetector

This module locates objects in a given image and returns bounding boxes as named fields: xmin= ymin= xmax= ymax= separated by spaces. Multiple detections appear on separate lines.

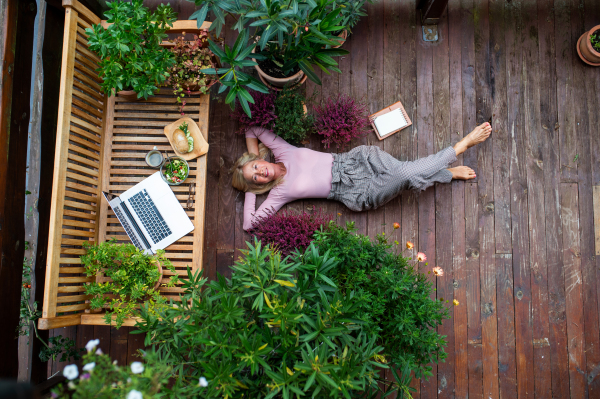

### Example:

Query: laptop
xmin=102 ymin=171 xmax=194 ymax=254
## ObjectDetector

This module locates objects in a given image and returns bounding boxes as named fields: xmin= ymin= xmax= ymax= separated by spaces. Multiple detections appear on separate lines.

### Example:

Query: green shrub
xmin=313 ymin=221 xmax=450 ymax=380
xmin=272 ymin=87 xmax=315 ymax=144
xmin=81 ymin=239 xmax=177 ymax=329
xmin=86 ymin=0 xmax=177 ymax=99
xmin=591 ymin=31 xmax=600 ymax=52
xmin=135 ymin=240 xmax=408 ymax=398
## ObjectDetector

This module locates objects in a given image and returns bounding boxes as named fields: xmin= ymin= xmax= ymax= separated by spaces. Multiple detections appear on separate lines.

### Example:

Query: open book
xmin=369 ymin=101 xmax=412 ymax=140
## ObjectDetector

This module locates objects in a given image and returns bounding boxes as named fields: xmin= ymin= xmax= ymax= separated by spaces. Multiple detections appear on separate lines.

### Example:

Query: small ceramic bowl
xmin=160 ymin=156 xmax=189 ymax=186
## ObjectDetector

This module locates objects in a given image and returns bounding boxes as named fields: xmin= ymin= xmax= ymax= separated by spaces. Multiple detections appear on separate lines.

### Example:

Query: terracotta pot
xmin=332 ymin=30 xmax=349 ymax=49
xmin=258 ymin=73 xmax=308 ymax=92
xmin=251 ymin=46 xmax=306 ymax=89
xmin=577 ymin=25 xmax=600 ymax=66
xmin=117 ymin=90 xmax=141 ymax=102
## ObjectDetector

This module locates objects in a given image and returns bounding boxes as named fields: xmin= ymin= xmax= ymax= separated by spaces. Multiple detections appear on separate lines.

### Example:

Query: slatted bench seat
xmin=39 ymin=0 xmax=210 ymax=329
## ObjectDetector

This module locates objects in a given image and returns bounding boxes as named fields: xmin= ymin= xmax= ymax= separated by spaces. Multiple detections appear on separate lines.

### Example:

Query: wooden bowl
xmin=163 ymin=117 xmax=209 ymax=160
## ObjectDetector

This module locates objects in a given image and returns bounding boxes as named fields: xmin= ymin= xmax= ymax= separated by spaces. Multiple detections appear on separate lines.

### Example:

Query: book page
xmin=373 ymin=108 xmax=408 ymax=137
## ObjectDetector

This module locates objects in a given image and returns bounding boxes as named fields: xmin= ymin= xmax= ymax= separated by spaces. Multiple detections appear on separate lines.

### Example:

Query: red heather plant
xmin=166 ymin=31 xmax=218 ymax=114
xmin=233 ymin=91 xmax=277 ymax=134
xmin=313 ymin=94 xmax=370 ymax=149
xmin=249 ymin=208 xmax=333 ymax=256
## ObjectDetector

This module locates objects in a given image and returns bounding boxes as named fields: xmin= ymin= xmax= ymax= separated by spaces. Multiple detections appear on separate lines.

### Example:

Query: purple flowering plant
xmin=313 ymin=94 xmax=370 ymax=149
xmin=232 ymin=90 xmax=278 ymax=134
xmin=249 ymin=207 xmax=333 ymax=256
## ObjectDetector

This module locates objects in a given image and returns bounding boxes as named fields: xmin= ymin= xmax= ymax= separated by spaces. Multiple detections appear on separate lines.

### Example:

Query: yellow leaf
xmin=264 ymin=292 xmax=272 ymax=309
xmin=315 ymin=355 xmax=319 ymax=362
xmin=259 ymin=343 xmax=268 ymax=350
xmin=274 ymin=279 xmax=295 ymax=287
xmin=286 ymin=367 xmax=294 ymax=376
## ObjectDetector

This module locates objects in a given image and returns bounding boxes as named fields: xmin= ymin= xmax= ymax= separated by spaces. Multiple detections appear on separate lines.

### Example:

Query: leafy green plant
xmin=17 ymin=258 xmax=83 ymax=363
xmin=313 ymin=221 xmax=450 ymax=380
xmin=135 ymin=240 xmax=410 ymax=398
xmin=272 ymin=87 xmax=315 ymax=143
xmin=591 ymin=31 xmax=600 ymax=52
xmin=329 ymin=0 xmax=367 ymax=35
xmin=81 ymin=239 xmax=177 ymax=329
xmin=85 ymin=0 xmax=177 ymax=99
xmin=52 ymin=342 xmax=207 ymax=398
xmin=194 ymin=0 xmax=351 ymax=116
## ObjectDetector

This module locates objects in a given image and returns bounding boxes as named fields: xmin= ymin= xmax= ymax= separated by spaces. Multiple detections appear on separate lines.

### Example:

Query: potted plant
xmin=329 ymin=0 xmax=368 ymax=48
xmin=233 ymin=87 xmax=314 ymax=144
xmin=81 ymin=239 xmax=177 ymax=328
xmin=166 ymin=31 xmax=220 ymax=113
xmin=578 ymin=25 xmax=600 ymax=66
xmin=86 ymin=0 xmax=177 ymax=100
xmin=195 ymin=0 xmax=352 ymax=116
xmin=313 ymin=94 xmax=369 ymax=149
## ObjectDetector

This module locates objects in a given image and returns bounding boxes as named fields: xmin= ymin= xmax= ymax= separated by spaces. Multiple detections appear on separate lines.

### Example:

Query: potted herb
xmin=81 ymin=239 xmax=177 ymax=328
xmin=86 ymin=0 xmax=177 ymax=100
xmin=577 ymin=25 xmax=600 ymax=66
xmin=313 ymin=94 xmax=369 ymax=149
xmin=195 ymin=0 xmax=353 ymax=116
xmin=166 ymin=31 xmax=219 ymax=113
xmin=233 ymin=87 xmax=313 ymax=144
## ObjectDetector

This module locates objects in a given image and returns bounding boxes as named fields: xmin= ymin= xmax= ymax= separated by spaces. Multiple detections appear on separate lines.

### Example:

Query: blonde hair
xmin=231 ymin=144 xmax=285 ymax=194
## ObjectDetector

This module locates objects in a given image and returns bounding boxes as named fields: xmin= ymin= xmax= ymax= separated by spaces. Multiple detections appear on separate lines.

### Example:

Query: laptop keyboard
xmin=128 ymin=189 xmax=172 ymax=244
xmin=113 ymin=207 xmax=143 ymax=249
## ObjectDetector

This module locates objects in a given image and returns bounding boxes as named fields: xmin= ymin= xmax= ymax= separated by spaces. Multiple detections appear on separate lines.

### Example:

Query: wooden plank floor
xmin=55 ymin=0 xmax=600 ymax=397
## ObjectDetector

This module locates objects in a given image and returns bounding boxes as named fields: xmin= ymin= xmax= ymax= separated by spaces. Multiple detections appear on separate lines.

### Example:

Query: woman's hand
xmin=246 ymin=137 xmax=259 ymax=156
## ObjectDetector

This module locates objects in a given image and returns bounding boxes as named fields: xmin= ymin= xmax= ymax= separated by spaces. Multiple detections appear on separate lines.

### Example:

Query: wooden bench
xmin=39 ymin=0 xmax=211 ymax=329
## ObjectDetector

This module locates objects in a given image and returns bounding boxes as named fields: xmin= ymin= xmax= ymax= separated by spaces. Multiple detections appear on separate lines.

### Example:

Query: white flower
xmin=85 ymin=339 xmax=100 ymax=353
xmin=130 ymin=362 xmax=144 ymax=374
xmin=127 ymin=390 xmax=143 ymax=399
xmin=95 ymin=348 xmax=103 ymax=355
xmin=63 ymin=364 xmax=79 ymax=380
xmin=199 ymin=377 xmax=208 ymax=387
xmin=82 ymin=362 xmax=95 ymax=371
xmin=68 ymin=382 xmax=76 ymax=390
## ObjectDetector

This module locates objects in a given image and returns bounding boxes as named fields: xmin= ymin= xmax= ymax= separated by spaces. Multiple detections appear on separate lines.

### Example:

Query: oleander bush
xmin=313 ymin=221 xmax=450 ymax=379
xmin=135 ymin=240 xmax=410 ymax=398
xmin=249 ymin=208 xmax=333 ymax=256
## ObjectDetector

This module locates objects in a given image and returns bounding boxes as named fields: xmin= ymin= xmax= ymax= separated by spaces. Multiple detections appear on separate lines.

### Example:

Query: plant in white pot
xmin=193 ymin=0 xmax=352 ymax=116
xmin=86 ymin=0 xmax=177 ymax=100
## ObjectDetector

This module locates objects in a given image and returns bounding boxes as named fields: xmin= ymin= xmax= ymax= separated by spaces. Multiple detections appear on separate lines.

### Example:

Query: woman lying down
xmin=232 ymin=123 xmax=492 ymax=231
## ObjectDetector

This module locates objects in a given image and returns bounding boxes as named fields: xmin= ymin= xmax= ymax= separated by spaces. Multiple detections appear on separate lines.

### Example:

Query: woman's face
xmin=243 ymin=159 xmax=277 ymax=185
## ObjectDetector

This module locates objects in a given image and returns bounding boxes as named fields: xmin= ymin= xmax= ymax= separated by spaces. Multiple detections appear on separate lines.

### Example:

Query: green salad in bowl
xmin=160 ymin=156 xmax=189 ymax=185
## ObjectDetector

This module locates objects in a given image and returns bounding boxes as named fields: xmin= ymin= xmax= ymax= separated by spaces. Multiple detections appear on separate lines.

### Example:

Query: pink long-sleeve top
xmin=243 ymin=127 xmax=334 ymax=230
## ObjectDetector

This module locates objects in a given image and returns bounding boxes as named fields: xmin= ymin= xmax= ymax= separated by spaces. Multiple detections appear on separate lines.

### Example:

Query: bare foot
xmin=448 ymin=166 xmax=476 ymax=180
xmin=454 ymin=122 xmax=492 ymax=155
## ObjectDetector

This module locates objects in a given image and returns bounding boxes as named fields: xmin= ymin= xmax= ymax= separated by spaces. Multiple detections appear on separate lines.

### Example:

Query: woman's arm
xmin=246 ymin=136 xmax=259 ymax=155
xmin=243 ymin=191 xmax=286 ymax=231
xmin=245 ymin=127 xmax=295 ymax=160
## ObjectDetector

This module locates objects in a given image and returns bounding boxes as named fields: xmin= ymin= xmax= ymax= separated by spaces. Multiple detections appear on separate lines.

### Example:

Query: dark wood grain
xmin=448 ymin=0 xmax=468 ymax=395
xmin=432 ymin=9 xmax=455 ymax=399
xmin=521 ymin=0 xmax=552 ymax=396
xmin=560 ymin=183 xmax=587 ymax=398
xmin=496 ymin=253 xmax=517 ymax=399
xmin=488 ymin=0 xmax=511 ymax=255
xmin=465 ymin=182 xmax=483 ymax=399
xmin=0 ymin=0 xmax=36 ymax=378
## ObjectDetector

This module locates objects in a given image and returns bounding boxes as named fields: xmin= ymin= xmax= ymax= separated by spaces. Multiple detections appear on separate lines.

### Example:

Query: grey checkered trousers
xmin=327 ymin=145 xmax=458 ymax=212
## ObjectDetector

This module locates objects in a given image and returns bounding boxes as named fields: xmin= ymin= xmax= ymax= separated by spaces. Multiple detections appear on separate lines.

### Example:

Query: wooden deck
xmin=47 ymin=0 xmax=600 ymax=397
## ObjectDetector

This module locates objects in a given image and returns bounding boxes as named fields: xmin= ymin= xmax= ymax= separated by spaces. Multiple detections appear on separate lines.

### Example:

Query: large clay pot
xmin=251 ymin=47 xmax=307 ymax=90
xmin=332 ymin=30 xmax=349 ymax=49
xmin=117 ymin=90 xmax=141 ymax=102
xmin=577 ymin=25 xmax=600 ymax=66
